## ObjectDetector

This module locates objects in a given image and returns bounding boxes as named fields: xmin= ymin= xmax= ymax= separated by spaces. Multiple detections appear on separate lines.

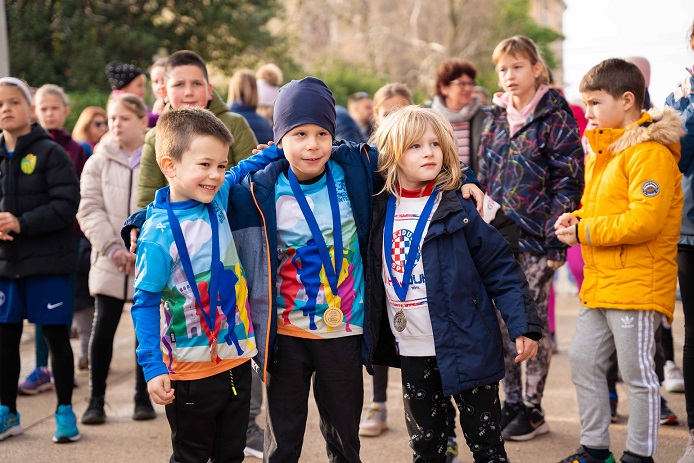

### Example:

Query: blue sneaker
xmin=53 ymin=404 xmax=80 ymax=443
xmin=0 ymin=405 xmax=22 ymax=441
xmin=18 ymin=367 xmax=53 ymax=395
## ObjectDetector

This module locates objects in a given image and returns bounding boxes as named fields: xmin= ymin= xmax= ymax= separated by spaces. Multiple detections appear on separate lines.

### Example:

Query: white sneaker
xmin=678 ymin=428 xmax=694 ymax=463
xmin=664 ymin=360 xmax=686 ymax=393
xmin=358 ymin=403 xmax=387 ymax=437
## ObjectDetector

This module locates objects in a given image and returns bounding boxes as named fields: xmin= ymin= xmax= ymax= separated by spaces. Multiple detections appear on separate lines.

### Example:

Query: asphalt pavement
xmin=2 ymin=284 xmax=690 ymax=462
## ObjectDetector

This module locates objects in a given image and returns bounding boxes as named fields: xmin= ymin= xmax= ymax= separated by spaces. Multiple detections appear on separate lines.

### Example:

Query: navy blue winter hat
xmin=273 ymin=76 xmax=336 ymax=143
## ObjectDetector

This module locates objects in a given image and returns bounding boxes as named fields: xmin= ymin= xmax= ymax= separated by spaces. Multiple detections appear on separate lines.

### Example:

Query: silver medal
xmin=393 ymin=310 xmax=407 ymax=332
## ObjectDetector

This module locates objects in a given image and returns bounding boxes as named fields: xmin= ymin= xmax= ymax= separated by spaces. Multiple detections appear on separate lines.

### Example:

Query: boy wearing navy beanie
xmin=249 ymin=77 xmax=373 ymax=462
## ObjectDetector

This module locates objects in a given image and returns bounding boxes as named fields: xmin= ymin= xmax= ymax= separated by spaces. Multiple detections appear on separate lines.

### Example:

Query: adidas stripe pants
xmin=569 ymin=307 xmax=660 ymax=457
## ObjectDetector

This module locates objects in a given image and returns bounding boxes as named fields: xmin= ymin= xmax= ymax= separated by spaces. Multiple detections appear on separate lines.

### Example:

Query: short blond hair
xmin=492 ymin=35 xmax=549 ymax=87
xmin=155 ymin=107 xmax=233 ymax=166
xmin=373 ymin=106 xmax=461 ymax=198
xmin=256 ymin=63 xmax=283 ymax=87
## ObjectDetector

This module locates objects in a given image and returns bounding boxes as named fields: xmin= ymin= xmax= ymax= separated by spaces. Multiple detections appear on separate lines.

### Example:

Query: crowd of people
xmin=0 ymin=19 xmax=693 ymax=463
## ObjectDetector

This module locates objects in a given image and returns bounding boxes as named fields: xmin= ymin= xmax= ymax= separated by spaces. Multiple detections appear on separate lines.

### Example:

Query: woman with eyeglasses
xmin=72 ymin=107 xmax=109 ymax=157
xmin=432 ymin=59 xmax=488 ymax=175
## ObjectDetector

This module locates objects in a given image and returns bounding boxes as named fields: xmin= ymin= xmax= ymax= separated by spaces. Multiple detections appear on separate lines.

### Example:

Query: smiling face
xmin=279 ymin=123 xmax=333 ymax=181
xmin=108 ymin=100 xmax=148 ymax=152
xmin=35 ymin=92 xmax=70 ymax=131
xmin=496 ymin=53 xmax=541 ymax=109
xmin=0 ymin=85 xmax=33 ymax=138
xmin=163 ymin=135 xmax=229 ymax=203
xmin=398 ymin=123 xmax=443 ymax=190
xmin=162 ymin=65 xmax=213 ymax=109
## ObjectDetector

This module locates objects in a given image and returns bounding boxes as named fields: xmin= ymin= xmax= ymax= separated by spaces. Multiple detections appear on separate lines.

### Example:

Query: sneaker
xmin=81 ymin=396 xmax=106 ymax=425
xmin=53 ymin=404 xmax=80 ymax=443
xmin=502 ymin=401 xmax=549 ymax=441
xmin=677 ymin=428 xmax=694 ymax=463
xmin=660 ymin=396 xmax=679 ymax=426
xmin=77 ymin=357 xmax=89 ymax=371
xmin=445 ymin=436 xmax=459 ymax=463
xmin=609 ymin=391 xmax=618 ymax=423
xmin=244 ymin=423 xmax=264 ymax=459
xmin=619 ymin=451 xmax=654 ymax=463
xmin=358 ymin=403 xmax=388 ymax=437
xmin=500 ymin=401 xmax=523 ymax=431
xmin=0 ymin=405 xmax=22 ymax=441
xmin=664 ymin=360 xmax=686 ymax=393
xmin=18 ymin=367 xmax=53 ymax=395
xmin=558 ymin=446 xmax=616 ymax=463
xmin=133 ymin=394 xmax=156 ymax=421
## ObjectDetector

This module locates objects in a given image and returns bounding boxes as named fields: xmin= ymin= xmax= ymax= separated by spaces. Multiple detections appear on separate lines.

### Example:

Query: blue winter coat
xmin=365 ymin=189 xmax=542 ymax=396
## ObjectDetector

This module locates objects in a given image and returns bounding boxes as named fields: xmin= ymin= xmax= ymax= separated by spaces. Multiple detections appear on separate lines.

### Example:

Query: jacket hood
xmin=0 ymin=123 xmax=52 ymax=156
xmin=614 ymin=108 xmax=684 ymax=159
xmin=94 ymin=135 xmax=132 ymax=165
xmin=587 ymin=108 xmax=684 ymax=161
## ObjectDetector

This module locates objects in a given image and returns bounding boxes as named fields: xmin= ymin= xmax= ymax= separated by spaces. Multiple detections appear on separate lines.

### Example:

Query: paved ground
xmin=2 ymin=285 xmax=690 ymax=462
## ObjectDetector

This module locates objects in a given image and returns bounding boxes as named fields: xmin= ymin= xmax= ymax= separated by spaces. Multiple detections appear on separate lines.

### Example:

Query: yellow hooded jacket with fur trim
xmin=574 ymin=109 xmax=684 ymax=323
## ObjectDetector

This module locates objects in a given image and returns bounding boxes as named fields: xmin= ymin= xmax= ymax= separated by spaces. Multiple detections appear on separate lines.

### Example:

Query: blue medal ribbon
xmin=165 ymin=190 xmax=220 ymax=343
xmin=287 ymin=164 xmax=343 ymax=298
xmin=383 ymin=188 xmax=439 ymax=301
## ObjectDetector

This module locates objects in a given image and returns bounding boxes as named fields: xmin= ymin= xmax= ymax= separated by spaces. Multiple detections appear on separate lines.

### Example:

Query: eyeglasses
xmin=449 ymin=80 xmax=475 ymax=88
xmin=93 ymin=121 xmax=107 ymax=128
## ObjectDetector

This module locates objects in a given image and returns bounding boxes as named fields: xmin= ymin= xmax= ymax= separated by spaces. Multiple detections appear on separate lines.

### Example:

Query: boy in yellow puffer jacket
xmin=554 ymin=58 xmax=684 ymax=463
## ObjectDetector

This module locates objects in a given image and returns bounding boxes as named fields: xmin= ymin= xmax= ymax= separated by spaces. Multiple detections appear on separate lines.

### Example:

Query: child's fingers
xmin=129 ymin=228 xmax=140 ymax=253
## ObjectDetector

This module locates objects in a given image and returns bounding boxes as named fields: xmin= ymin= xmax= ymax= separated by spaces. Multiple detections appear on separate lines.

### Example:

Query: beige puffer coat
xmin=77 ymin=136 xmax=140 ymax=301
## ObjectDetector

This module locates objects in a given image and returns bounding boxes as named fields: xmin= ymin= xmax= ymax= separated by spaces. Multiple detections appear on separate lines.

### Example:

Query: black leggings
xmin=0 ymin=323 xmax=73 ymax=413
xmin=89 ymin=294 xmax=147 ymax=399
xmin=678 ymin=246 xmax=694 ymax=429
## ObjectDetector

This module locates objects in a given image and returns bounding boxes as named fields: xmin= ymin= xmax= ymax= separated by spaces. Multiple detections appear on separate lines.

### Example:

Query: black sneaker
xmin=500 ymin=401 xmax=523 ymax=431
xmin=619 ymin=451 xmax=654 ymax=463
xmin=133 ymin=395 xmax=156 ymax=421
xmin=660 ymin=396 xmax=678 ymax=426
xmin=502 ymin=401 xmax=549 ymax=441
xmin=558 ymin=446 xmax=615 ymax=463
xmin=81 ymin=396 xmax=106 ymax=425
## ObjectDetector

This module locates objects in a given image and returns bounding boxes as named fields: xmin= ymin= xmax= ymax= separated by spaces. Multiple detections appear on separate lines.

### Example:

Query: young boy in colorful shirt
xmin=131 ymin=107 xmax=275 ymax=462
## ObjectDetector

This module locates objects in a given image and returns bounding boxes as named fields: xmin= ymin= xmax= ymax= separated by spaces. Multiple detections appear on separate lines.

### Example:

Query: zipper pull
xmin=229 ymin=370 xmax=237 ymax=396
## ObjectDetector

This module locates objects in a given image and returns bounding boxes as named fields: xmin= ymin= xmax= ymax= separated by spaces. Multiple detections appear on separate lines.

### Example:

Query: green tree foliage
xmin=8 ymin=0 xmax=282 ymax=91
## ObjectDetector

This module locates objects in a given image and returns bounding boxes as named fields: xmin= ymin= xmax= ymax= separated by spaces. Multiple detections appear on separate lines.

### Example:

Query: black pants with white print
xmin=400 ymin=356 xmax=508 ymax=463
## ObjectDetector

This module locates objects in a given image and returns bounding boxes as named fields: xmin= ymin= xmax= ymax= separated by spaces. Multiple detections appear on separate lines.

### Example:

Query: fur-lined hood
xmin=586 ymin=107 xmax=685 ymax=161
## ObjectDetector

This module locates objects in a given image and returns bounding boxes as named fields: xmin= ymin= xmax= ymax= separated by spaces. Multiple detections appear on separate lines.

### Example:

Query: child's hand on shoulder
xmin=460 ymin=183 xmax=484 ymax=215
xmin=252 ymin=141 xmax=275 ymax=155
xmin=514 ymin=336 xmax=538 ymax=363
xmin=147 ymin=374 xmax=175 ymax=405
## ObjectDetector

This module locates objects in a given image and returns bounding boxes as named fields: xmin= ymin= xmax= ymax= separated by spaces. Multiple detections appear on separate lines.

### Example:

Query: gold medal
xmin=210 ymin=337 xmax=219 ymax=363
xmin=393 ymin=310 xmax=407 ymax=332
xmin=323 ymin=306 xmax=343 ymax=328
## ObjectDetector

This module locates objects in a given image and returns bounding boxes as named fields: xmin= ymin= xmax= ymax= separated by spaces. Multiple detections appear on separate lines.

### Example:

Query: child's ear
xmin=160 ymin=156 xmax=176 ymax=179
xmin=206 ymin=82 xmax=213 ymax=103
xmin=161 ymin=85 xmax=168 ymax=102
xmin=621 ymin=91 xmax=636 ymax=111
xmin=64 ymin=106 xmax=71 ymax=118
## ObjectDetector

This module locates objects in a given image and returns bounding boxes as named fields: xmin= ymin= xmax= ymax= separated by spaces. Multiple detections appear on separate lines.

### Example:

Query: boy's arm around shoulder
xmin=137 ymin=129 xmax=165 ymax=209
xmin=19 ymin=143 xmax=79 ymax=236
xmin=224 ymin=144 xmax=285 ymax=187
xmin=459 ymin=193 xmax=542 ymax=341
xmin=576 ymin=146 xmax=679 ymax=246
xmin=120 ymin=207 xmax=148 ymax=250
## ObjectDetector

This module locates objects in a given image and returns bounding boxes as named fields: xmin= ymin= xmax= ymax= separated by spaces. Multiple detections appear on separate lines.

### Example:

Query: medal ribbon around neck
xmin=165 ymin=190 xmax=221 ymax=362
xmin=384 ymin=187 xmax=439 ymax=301
xmin=287 ymin=164 xmax=344 ymax=303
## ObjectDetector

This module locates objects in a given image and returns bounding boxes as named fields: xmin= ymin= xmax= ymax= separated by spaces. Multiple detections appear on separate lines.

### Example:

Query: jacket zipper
xmin=250 ymin=182 xmax=272 ymax=383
